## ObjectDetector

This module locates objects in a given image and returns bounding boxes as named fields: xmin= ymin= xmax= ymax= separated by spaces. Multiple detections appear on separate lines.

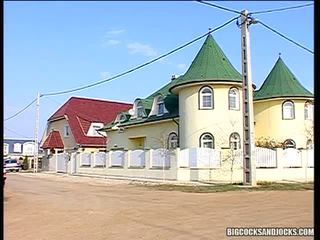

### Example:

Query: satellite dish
xmin=128 ymin=109 xmax=134 ymax=116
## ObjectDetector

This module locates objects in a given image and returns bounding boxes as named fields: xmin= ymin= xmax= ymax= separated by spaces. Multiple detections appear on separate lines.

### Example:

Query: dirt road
xmin=4 ymin=173 xmax=313 ymax=240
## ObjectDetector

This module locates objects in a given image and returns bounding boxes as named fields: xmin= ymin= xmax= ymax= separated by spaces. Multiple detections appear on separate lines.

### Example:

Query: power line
xmin=4 ymin=16 xmax=238 ymax=122
xmin=257 ymin=20 xmax=314 ymax=54
xmin=251 ymin=2 xmax=314 ymax=15
xmin=4 ymin=126 xmax=33 ymax=139
xmin=42 ymin=16 xmax=239 ymax=97
xmin=196 ymin=0 xmax=242 ymax=15
xmin=4 ymin=98 xmax=38 ymax=121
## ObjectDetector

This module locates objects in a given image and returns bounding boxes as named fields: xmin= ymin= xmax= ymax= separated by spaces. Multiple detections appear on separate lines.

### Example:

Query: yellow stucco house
xmin=101 ymin=34 xmax=313 ymax=152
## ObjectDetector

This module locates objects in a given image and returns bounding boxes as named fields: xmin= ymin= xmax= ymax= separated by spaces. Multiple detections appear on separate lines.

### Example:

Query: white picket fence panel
xmin=94 ymin=152 xmax=107 ymax=167
xmin=49 ymin=155 xmax=56 ymax=171
xmin=255 ymin=147 xmax=277 ymax=168
xmin=189 ymin=148 xmax=221 ymax=168
xmin=129 ymin=150 xmax=145 ymax=167
xmin=151 ymin=149 xmax=170 ymax=168
xmin=283 ymin=148 xmax=302 ymax=167
xmin=179 ymin=148 xmax=190 ymax=167
xmin=110 ymin=151 xmax=124 ymax=167
xmin=80 ymin=152 xmax=92 ymax=166
xmin=56 ymin=153 xmax=68 ymax=173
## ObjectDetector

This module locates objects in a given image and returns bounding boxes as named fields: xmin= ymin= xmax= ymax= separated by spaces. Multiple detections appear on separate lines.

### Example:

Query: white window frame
xmin=199 ymin=86 xmax=213 ymax=109
xmin=200 ymin=133 xmax=214 ymax=149
xmin=136 ymin=101 xmax=145 ymax=119
xmin=229 ymin=87 xmax=240 ymax=110
xmin=157 ymin=96 xmax=165 ymax=116
xmin=167 ymin=132 xmax=178 ymax=149
xmin=282 ymin=101 xmax=295 ymax=120
xmin=304 ymin=101 xmax=314 ymax=120
xmin=283 ymin=139 xmax=296 ymax=149
xmin=64 ymin=125 xmax=70 ymax=137
xmin=229 ymin=132 xmax=241 ymax=150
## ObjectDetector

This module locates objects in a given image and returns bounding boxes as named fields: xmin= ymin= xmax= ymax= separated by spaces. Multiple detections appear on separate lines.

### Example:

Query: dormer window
xmin=157 ymin=96 xmax=165 ymax=116
xmin=87 ymin=123 xmax=105 ymax=137
xmin=115 ymin=113 xmax=127 ymax=123
xmin=136 ymin=101 xmax=145 ymax=119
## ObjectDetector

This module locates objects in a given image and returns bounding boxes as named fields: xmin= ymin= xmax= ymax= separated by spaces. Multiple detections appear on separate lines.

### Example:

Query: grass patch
xmin=140 ymin=181 xmax=313 ymax=193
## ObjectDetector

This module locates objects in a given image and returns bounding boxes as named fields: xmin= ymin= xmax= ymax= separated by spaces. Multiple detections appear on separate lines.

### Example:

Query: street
xmin=4 ymin=173 xmax=313 ymax=240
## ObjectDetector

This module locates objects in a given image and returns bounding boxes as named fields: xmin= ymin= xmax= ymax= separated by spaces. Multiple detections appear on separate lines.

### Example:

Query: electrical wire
xmin=257 ymin=20 xmax=314 ymax=54
xmin=42 ymin=16 xmax=239 ymax=97
xmin=4 ymin=126 xmax=33 ymax=139
xmin=196 ymin=0 xmax=242 ymax=15
xmin=4 ymin=16 xmax=238 ymax=122
xmin=251 ymin=2 xmax=314 ymax=15
xmin=4 ymin=98 xmax=38 ymax=121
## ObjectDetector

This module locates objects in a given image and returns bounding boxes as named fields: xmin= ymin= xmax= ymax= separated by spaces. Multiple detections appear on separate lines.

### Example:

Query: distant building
xmin=3 ymin=138 xmax=43 ymax=167
xmin=40 ymin=96 xmax=133 ymax=155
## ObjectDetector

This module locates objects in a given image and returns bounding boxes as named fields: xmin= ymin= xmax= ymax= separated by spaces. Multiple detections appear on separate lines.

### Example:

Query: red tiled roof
xmin=41 ymin=131 xmax=64 ymax=149
xmin=48 ymin=97 xmax=132 ymax=147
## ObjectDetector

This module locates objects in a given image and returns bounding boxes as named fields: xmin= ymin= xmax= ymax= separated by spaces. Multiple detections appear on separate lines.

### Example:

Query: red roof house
xmin=41 ymin=96 xmax=132 ymax=150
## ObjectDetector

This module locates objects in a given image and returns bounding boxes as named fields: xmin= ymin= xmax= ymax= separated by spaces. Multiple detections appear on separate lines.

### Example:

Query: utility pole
xmin=33 ymin=92 xmax=40 ymax=173
xmin=240 ymin=10 xmax=257 ymax=186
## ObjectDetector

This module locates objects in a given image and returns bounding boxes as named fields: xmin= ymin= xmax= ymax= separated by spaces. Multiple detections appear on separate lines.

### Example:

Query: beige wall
xmin=43 ymin=118 xmax=77 ymax=151
xmin=178 ymin=83 xmax=243 ymax=149
xmin=254 ymin=97 xmax=314 ymax=148
xmin=106 ymin=120 xmax=178 ymax=151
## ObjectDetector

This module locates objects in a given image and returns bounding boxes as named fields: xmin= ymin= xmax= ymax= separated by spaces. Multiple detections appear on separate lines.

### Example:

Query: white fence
xmin=282 ymin=148 xmax=302 ymax=168
xmin=255 ymin=147 xmax=277 ymax=168
xmin=44 ymin=146 xmax=313 ymax=182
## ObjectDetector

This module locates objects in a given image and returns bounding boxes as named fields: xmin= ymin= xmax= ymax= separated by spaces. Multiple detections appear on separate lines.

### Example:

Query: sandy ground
xmin=4 ymin=173 xmax=314 ymax=240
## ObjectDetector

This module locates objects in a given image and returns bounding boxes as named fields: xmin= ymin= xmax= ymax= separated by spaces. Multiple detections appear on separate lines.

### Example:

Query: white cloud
xmin=105 ymin=29 xmax=125 ymax=36
xmin=177 ymin=63 xmax=187 ymax=70
xmin=127 ymin=42 xmax=158 ymax=57
xmin=103 ymin=39 xmax=121 ymax=46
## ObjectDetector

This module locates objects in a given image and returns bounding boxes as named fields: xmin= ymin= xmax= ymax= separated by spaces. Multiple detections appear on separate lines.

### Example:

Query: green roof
xmin=170 ymin=34 xmax=242 ymax=92
xmin=254 ymin=57 xmax=313 ymax=100
xmin=101 ymin=79 xmax=180 ymax=130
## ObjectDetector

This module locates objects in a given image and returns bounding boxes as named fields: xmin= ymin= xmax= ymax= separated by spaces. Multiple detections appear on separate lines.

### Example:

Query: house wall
xmin=254 ymin=97 xmax=314 ymax=148
xmin=178 ymin=83 xmax=243 ymax=149
xmin=46 ymin=119 xmax=77 ymax=150
xmin=106 ymin=121 xmax=178 ymax=151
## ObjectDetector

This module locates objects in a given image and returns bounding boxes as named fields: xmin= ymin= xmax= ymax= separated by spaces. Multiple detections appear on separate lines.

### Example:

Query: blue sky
xmin=4 ymin=1 xmax=314 ymax=140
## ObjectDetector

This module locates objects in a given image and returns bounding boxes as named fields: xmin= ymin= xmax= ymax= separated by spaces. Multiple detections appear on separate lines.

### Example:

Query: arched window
xmin=229 ymin=87 xmax=239 ymax=110
xmin=13 ymin=143 xmax=22 ymax=153
xmin=282 ymin=101 xmax=295 ymax=120
xmin=157 ymin=96 xmax=165 ymax=116
xmin=167 ymin=132 xmax=178 ymax=149
xmin=229 ymin=132 xmax=241 ymax=150
xmin=283 ymin=139 xmax=296 ymax=149
xmin=304 ymin=101 xmax=314 ymax=120
xmin=136 ymin=101 xmax=145 ymax=118
xmin=199 ymin=86 xmax=213 ymax=109
xmin=200 ymin=133 xmax=214 ymax=148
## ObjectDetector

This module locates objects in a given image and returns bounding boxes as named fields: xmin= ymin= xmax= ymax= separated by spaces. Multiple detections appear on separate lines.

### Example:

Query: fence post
xmin=149 ymin=149 xmax=153 ymax=169
xmin=276 ymin=148 xmax=283 ymax=180
xmin=55 ymin=149 xmax=58 ymax=173
xmin=127 ymin=150 xmax=131 ymax=169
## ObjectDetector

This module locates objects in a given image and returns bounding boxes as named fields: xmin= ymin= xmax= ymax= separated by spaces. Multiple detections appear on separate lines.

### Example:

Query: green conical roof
xmin=170 ymin=34 xmax=242 ymax=92
xmin=254 ymin=57 xmax=313 ymax=100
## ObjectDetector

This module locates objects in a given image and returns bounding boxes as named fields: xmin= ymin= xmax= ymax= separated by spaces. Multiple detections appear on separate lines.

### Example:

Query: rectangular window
xmin=202 ymin=96 xmax=212 ymax=108
xmin=64 ymin=125 xmax=70 ymax=137
xmin=13 ymin=143 xmax=22 ymax=153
